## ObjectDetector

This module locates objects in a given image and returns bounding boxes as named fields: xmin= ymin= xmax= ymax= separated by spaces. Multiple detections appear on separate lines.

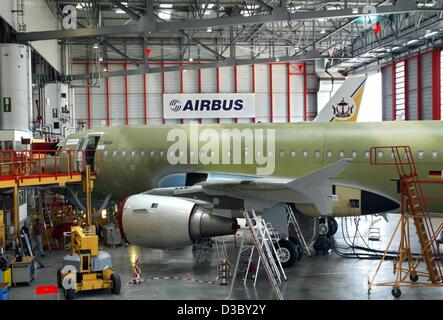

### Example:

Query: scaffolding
xmin=0 ymin=149 xmax=96 ymax=242
xmin=368 ymin=146 xmax=443 ymax=298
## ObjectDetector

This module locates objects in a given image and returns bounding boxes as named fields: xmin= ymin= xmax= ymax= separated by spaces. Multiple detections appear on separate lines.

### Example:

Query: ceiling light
xmin=320 ymin=28 xmax=326 ymax=34
xmin=294 ymin=5 xmax=301 ymax=10
xmin=76 ymin=3 xmax=83 ymax=9
xmin=424 ymin=1 xmax=436 ymax=7
xmin=159 ymin=10 xmax=172 ymax=20
xmin=207 ymin=27 xmax=212 ymax=32
xmin=93 ymin=43 xmax=98 ymax=49
xmin=275 ymin=57 xmax=280 ymax=62
xmin=407 ymin=39 xmax=419 ymax=45
xmin=188 ymin=57 xmax=194 ymax=62
xmin=115 ymin=2 xmax=128 ymax=14
xmin=103 ymin=67 xmax=107 ymax=72
xmin=241 ymin=10 xmax=251 ymax=17
xmin=99 ymin=57 xmax=103 ymax=62
xmin=207 ymin=3 xmax=215 ymax=9
xmin=425 ymin=31 xmax=438 ymax=37
xmin=317 ymin=18 xmax=326 ymax=22
xmin=160 ymin=3 xmax=173 ymax=9
xmin=352 ymin=8 xmax=359 ymax=14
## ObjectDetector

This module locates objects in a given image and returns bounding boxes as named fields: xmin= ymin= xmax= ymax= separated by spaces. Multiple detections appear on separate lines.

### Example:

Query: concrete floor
xmin=7 ymin=214 xmax=443 ymax=300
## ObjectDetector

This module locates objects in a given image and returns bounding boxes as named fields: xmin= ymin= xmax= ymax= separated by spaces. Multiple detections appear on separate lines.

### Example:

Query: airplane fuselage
xmin=59 ymin=121 xmax=443 ymax=216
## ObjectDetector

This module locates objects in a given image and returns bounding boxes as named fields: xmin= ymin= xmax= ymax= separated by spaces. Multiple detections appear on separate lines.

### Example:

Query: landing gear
xmin=391 ymin=287 xmax=401 ymax=298
xmin=313 ymin=236 xmax=331 ymax=255
xmin=274 ymin=239 xmax=298 ymax=268
xmin=319 ymin=217 xmax=338 ymax=238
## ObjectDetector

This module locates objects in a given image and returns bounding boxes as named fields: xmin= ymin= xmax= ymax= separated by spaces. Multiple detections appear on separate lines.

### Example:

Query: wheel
xmin=57 ymin=268 xmax=63 ymax=288
xmin=313 ymin=236 xmax=331 ymax=254
xmin=64 ymin=288 xmax=75 ymax=300
xmin=289 ymin=237 xmax=303 ymax=261
xmin=391 ymin=287 xmax=401 ymax=298
xmin=410 ymin=273 xmax=419 ymax=282
xmin=330 ymin=218 xmax=338 ymax=237
xmin=111 ymin=272 xmax=121 ymax=294
xmin=274 ymin=239 xmax=298 ymax=268
xmin=319 ymin=218 xmax=338 ymax=238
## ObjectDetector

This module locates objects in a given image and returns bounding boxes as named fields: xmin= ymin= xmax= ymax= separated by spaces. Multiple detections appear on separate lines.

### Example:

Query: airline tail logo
xmin=332 ymin=98 xmax=355 ymax=120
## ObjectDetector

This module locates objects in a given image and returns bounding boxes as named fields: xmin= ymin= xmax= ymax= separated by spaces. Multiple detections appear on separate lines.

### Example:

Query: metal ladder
xmin=41 ymin=194 xmax=59 ymax=251
xmin=286 ymin=204 xmax=311 ymax=256
xmin=227 ymin=209 xmax=284 ymax=300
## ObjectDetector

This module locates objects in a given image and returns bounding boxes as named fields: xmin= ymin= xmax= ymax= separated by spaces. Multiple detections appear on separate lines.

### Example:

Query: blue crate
xmin=0 ymin=284 xmax=8 ymax=301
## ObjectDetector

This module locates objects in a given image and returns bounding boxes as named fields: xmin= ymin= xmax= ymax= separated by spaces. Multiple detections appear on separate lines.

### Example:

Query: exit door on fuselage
xmin=77 ymin=133 xmax=102 ymax=172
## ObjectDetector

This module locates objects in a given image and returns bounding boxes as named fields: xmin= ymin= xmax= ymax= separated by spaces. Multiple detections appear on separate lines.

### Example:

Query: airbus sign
xmin=163 ymin=93 xmax=255 ymax=119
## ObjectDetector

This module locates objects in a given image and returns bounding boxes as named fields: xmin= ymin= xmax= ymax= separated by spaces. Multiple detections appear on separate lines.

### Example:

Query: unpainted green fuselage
xmin=59 ymin=121 xmax=443 ymax=213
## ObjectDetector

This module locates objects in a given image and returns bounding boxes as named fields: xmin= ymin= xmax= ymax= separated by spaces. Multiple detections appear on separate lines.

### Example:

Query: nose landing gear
xmin=314 ymin=217 xmax=338 ymax=255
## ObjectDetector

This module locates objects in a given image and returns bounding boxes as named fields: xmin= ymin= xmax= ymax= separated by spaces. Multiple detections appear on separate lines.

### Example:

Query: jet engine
xmin=118 ymin=194 xmax=239 ymax=249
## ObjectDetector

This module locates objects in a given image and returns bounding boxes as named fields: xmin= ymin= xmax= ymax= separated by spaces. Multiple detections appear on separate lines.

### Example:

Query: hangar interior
xmin=1 ymin=0 xmax=443 ymax=301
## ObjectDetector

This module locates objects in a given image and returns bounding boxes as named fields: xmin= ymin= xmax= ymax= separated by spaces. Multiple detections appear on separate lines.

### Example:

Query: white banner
xmin=163 ymin=93 xmax=255 ymax=119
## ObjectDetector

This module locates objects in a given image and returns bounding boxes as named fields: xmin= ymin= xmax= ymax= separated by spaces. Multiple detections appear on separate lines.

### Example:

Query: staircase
xmin=371 ymin=146 xmax=443 ymax=284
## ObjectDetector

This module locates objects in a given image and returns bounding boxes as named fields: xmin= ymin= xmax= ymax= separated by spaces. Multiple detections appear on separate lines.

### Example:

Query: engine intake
xmin=118 ymin=194 xmax=238 ymax=249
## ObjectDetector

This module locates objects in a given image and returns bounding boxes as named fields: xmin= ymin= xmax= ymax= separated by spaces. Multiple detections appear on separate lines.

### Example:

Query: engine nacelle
xmin=118 ymin=194 xmax=239 ymax=249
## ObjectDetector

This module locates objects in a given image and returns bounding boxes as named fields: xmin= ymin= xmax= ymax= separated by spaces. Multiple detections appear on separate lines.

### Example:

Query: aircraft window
xmin=141 ymin=150 xmax=145 ymax=157
xmin=150 ymin=150 xmax=155 ymax=157
xmin=339 ymin=150 xmax=345 ymax=158
xmin=226 ymin=150 xmax=231 ymax=157
xmin=314 ymin=150 xmax=321 ymax=159
xmin=377 ymin=151 xmax=383 ymax=159
xmin=351 ymin=151 xmax=357 ymax=159
xmin=104 ymin=150 xmax=108 ymax=157
xmin=326 ymin=150 xmax=332 ymax=159
xmin=122 ymin=150 xmax=126 ymax=157
xmin=417 ymin=151 xmax=424 ymax=160
xmin=302 ymin=150 xmax=308 ymax=158
xmin=244 ymin=150 xmax=248 ymax=157
xmin=279 ymin=150 xmax=285 ymax=158
xmin=151 ymin=203 xmax=158 ymax=208
xmin=112 ymin=150 xmax=118 ymax=157
xmin=131 ymin=151 xmax=136 ymax=157
xmin=364 ymin=150 xmax=370 ymax=159
xmin=160 ymin=150 xmax=164 ymax=157
xmin=290 ymin=150 xmax=296 ymax=158
xmin=268 ymin=150 xmax=273 ymax=157
xmin=432 ymin=151 xmax=438 ymax=160
xmin=190 ymin=150 xmax=195 ymax=158
xmin=256 ymin=151 xmax=261 ymax=157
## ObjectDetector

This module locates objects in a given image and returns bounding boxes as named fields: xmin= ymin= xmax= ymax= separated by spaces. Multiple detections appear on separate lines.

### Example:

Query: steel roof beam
xmin=67 ymin=49 xmax=321 ymax=81
xmin=17 ymin=1 xmax=420 ymax=41
xmin=109 ymin=0 xmax=141 ymax=20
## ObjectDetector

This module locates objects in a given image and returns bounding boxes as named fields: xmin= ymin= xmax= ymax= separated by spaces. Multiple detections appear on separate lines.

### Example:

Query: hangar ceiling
xmin=16 ymin=0 xmax=443 ymax=78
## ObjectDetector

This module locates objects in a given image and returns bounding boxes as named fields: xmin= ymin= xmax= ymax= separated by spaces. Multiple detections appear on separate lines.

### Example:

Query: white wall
xmin=0 ymin=0 xmax=61 ymax=71
xmin=73 ymin=61 xmax=319 ymax=127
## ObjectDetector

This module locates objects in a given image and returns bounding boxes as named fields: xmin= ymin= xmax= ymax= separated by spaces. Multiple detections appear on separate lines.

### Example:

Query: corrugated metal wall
xmin=72 ymin=61 xmax=318 ymax=128
xmin=381 ymin=50 xmax=438 ymax=121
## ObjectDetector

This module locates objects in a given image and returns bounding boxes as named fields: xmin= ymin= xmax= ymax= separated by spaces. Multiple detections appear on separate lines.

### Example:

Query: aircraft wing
xmin=146 ymin=159 xmax=351 ymax=216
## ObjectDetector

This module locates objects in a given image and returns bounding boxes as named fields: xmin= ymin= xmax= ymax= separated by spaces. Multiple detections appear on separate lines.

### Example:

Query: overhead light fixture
xmin=424 ymin=1 xmax=436 ymax=7
xmin=407 ymin=39 xmax=420 ymax=45
xmin=76 ymin=3 xmax=83 ymax=9
xmin=99 ymin=56 xmax=103 ymax=62
xmin=320 ymin=28 xmax=326 ymax=34
xmin=241 ymin=10 xmax=251 ymax=17
xmin=352 ymin=8 xmax=359 ymax=14
xmin=206 ymin=3 xmax=215 ymax=9
xmin=159 ymin=10 xmax=172 ymax=20
xmin=93 ymin=43 xmax=99 ymax=49
xmin=115 ymin=2 xmax=128 ymax=13
xmin=103 ymin=67 xmax=107 ymax=72
xmin=425 ymin=31 xmax=438 ymax=38
xmin=317 ymin=18 xmax=326 ymax=22
xmin=188 ymin=57 xmax=194 ymax=62
xmin=207 ymin=27 xmax=212 ymax=32
xmin=160 ymin=3 xmax=173 ymax=9
xmin=275 ymin=57 xmax=280 ymax=62
xmin=294 ymin=5 xmax=301 ymax=10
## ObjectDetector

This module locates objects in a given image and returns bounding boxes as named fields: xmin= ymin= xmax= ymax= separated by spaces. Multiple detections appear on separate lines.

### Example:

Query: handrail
xmin=0 ymin=149 xmax=97 ymax=183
